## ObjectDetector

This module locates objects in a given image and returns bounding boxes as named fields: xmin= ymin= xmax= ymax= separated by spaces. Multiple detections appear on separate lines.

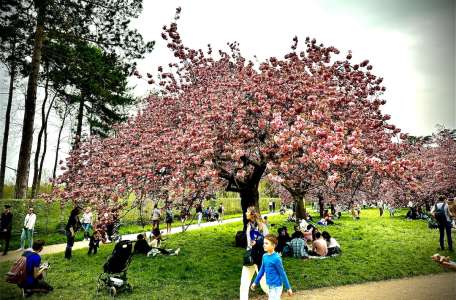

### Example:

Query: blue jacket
xmin=254 ymin=252 xmax=291 ymax=289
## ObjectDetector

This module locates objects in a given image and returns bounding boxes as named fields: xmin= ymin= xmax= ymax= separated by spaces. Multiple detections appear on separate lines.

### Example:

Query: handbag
xmin=243 ymin=249 xmax=254 ymax=266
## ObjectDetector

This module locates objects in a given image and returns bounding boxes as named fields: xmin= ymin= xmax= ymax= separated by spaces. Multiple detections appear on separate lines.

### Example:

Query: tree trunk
xmin=31 ymin=76 xmax=50 ymax=198
xmin=52 ymin=105 xmax=69 ymax=179
xmin=318 ymin=194 xmax=324 ymax=218
xmin=0 ymin=62 xmax=16 ymax=199
xmin=36 ymin=95 xmax=56 ymax=196
xmin=14 ymin=3 xmax=46 ymax=199
xmin=294 ymin=194 xmax=306 ymax=221
xmin=74 ymin=95 xmax=84 ymax=148
xmin=240 ymin=185 xmax=260 ymax=231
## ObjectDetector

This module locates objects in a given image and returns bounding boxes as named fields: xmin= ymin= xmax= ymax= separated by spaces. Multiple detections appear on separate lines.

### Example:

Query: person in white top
xmin=20 ymin=207 xmax=36 ymax=250
xmin=81 ymin=207 xmax=93 ymax=240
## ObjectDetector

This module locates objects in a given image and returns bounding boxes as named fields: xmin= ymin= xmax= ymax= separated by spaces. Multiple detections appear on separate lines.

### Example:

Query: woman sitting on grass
xmin=322 ymin=231 xmax=341 ymax=256
xmin=134 ymin=233 xmax=180 ymax=257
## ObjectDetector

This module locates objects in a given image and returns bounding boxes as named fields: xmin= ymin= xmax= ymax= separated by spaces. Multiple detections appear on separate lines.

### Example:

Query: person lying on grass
xmin=134 ymin=233 xmax=180 ymax=257
xmin=251 ymin=234 xmax=292 ymax=300
xmin=431 ymin=254 xmax=456 ymax=271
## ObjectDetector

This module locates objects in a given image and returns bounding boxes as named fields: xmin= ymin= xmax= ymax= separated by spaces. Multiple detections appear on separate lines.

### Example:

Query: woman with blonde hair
xmin=240 ymin=206 xmax=269 ymax=300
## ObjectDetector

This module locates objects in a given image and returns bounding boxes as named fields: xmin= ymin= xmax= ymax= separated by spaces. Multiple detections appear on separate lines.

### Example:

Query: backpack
xmin=6 ymin=252 xmax=31 ymax=285
xmin=434 ymin=203 xmax=447 ymax=224
xmin=235 ymin=231 xmax=247 ymax=248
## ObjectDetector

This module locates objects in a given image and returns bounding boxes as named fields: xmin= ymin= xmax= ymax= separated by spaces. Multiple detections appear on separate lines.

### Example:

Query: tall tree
xmin=0 ymin=0 xmax=34 ymax=198
xmin=14 ymin=0 xmax=154 ymax=198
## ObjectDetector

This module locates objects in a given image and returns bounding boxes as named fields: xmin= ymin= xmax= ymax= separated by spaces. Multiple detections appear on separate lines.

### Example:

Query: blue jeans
xmin=268 ymin=285 xmax=283 ymax=300
xmin=20 ymin=228 xmax=34 ymax=249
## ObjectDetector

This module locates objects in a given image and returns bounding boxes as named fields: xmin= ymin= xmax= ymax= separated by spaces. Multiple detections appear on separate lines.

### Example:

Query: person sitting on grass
xmin=308 ymin=232 xmax=328 ymax=257
xmin=276 ymin=227 xmax=291 ymax=254
xmin=289 ymin=227 xmax=308 ymax=259
xmin=251 ymin=234 xmax=293 ymax=299
xmin=322 ymin=231 xmax=341 ymax=256
xmin=134 ymin=234 xmax=152 ymax=254
xmin=303 ymin=224 xmax=316 ymax=242
xmin=88 ymin=228 xmax=102 ymax=255
xmin=23 ymin=240 xmax=53 ymax=296
xmin=432 ymin=254 xmax=456 ymax=271
xmin=134 ymin=233 xmax=180 ymax=257
xmin=323 ymin=210 xmax=334 ymax=225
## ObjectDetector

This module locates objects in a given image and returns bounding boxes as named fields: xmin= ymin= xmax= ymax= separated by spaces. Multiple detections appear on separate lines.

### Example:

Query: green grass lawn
xmin=0 ymin=197 xmax=275 ymax=250
xmin=0 ymin=209 xmax=454 ymax=299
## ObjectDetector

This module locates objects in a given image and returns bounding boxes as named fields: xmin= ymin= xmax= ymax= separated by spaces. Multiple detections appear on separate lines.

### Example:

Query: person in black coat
xmin=65 ymin=207 xmax=81 ymax=259
xmin=0 ymin=205 xmax=13 ymax=255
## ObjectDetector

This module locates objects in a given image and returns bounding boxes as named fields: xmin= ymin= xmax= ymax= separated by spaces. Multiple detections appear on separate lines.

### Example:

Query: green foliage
xmin=0 ymin=209 xmax=453 ymax=299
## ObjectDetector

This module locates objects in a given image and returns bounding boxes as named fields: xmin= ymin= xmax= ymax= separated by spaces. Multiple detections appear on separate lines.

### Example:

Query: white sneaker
xmin=174 ymin=248 xmax=181 ymax=256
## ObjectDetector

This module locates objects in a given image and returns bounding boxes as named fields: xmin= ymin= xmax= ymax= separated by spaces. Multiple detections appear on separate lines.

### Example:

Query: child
xmin=251 ymin=234 xmax=292 ymax=300
xmin=88 ymin=228 xmax=101 ymax=255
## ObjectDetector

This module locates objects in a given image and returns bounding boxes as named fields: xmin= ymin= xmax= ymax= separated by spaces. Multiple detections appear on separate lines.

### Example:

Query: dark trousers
xmin=65 ymin=231 xmax=75 ymax=259
xmin=88 ymin=240 xmax=99 ymax=255
xmin=438 ymin=222 xmax=453 ymax=250
xmin=1 ymin=231 xmax=11 ymax=254
xmin=24 ymin=278 xmax=53 ymax=294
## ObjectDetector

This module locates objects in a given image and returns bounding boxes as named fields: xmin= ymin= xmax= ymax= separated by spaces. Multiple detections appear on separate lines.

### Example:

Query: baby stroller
xmin=97 ymin=240 xmax=133 ymax=297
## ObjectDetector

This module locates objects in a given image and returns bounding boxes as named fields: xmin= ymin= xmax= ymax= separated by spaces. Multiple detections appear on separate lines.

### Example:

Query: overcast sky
xmin=0 ymin=0 xmax=455 ymax=183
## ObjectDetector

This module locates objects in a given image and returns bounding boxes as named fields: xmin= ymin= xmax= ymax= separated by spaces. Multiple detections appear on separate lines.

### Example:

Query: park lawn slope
xmin=0 ymin=209 xmax=454 ymax=299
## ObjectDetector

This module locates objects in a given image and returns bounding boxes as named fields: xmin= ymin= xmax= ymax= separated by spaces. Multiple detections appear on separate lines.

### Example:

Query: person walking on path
xmin=165 ymin=205 xmax=174 ymax=233
xmin=431 ymin=195 xmax=453 ymax=251
xmin=196 ymin=204 xmax=203 ymax=227
xmin=65 ymin=207 xmax=81 ymax=259
xmin=152 ymin=203 xmax=161 ymax=230
xmin=0 ymin=205 xmax=13 ymax=255
xmin=251 ymin=234 xmax=292 ymax=300
xmin=217 ymin=204 xmax=224 ymax=223
xmin=240 ymin=206 xmax=269 ymax=300
xmin=81 ymin=207 xmax=93 ymax=240
xmin=20 ymin=207 xmax=36 ymax=250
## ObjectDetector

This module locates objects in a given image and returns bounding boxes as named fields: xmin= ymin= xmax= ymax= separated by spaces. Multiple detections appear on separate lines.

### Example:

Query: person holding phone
xmin=23 ymin=240 xmax=53 ymax=296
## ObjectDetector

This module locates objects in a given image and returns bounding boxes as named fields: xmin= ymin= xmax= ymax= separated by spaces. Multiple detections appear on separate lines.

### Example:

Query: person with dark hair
xmin=65 ymin=207 xmax=81 ymax=259
xmin=88 ymin=228 xmax=102 ymax=255
xmin=290 ymin=226 xmax=308 ymax=259
xmin=152 ymin=203 xmax=161 ymax=230
xmin=23 ymin=240 xmax=53 ymax=296
xmin=431 ymin=195 xmax=453 ymax=251
xmin=134 ymin=234 xmax=152 ymax=254
xmin=276 ymin=227 xmax=290 ymax=253
xmin=196 ymin=204 xmax=203 ymax=227
xmin=0 ymin=205 xmax=13 ymax=255
xmin=165 ymin=205 xmax=174 ymax=233
xmin=309 ymin=232 xmax=328 ymax=257
xmin=322 ymin=231 xmax=341 ymax=256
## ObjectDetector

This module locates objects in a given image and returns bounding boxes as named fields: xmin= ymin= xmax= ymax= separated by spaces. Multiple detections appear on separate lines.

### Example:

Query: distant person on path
xmin=431 ymin=195 xmax=453 ymax=251
xmin=65 ymin=207 xmax=81 ymax=259
xmin=165 ymin=205 xmax=174 ymax=233
xmin=251 ymin=234 xmax=292 ymax=300
xmin=272 ymin=201 xmax=276 ymax=213
xmin=240 ymin=206 xmax=269 ymax=300
xmin=152 ymin=203 xmax=161 ymax=230
xmin=388 ymin=204 xmax=395 ymax=217
xmin=23 ymin=240 xmax=53 ymax=296
xmin=20 ymin=207 xmax=36 ymax=250
xmin=180 ymin=207 xmax=189 ymax=232
xmin=378 ymin=200 xmax=384 ymax=217
xmin=81 ymin=207 xmax=93 ymax=240
xmin=196 ymin=204 xmax=203 ymax=227
xmin=217 ymin=204 xmax=225 ymax=223
xmin=0 ymin=204 xmax=13 ymax=255
xmin=269 ymin=201 xmax=273 ymax=213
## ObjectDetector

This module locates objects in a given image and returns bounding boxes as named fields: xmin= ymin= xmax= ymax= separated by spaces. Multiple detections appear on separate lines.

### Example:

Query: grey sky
xmin=0 ymin=0 xmax=454 ymax=184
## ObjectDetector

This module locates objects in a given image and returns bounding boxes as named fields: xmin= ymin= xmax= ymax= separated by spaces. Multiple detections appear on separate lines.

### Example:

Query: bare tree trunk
xmin=52 ymin=105 xmax=69 ymax=179
xmin=35 ymin=94 xmax=56 ymax=196
xmin=31 ymin=75 xmax=50 ymax=198
xmin=73 ymin=95 xmax=84 ymax=148
xmin=318 ymin=193 xmax=325 ymax=218
xmin=15 ymin=3 xmax=46 ymax=199
xmin=0 ymin=58 xmax=16 ymax=199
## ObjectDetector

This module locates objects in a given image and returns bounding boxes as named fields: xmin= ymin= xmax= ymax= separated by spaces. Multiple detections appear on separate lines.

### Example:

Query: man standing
xmin=431 ymin=195 xmax=453 ymax=251
xmin=20 ymin=207 xmax=36 ymax=250
xmin=0 ymin=204 xmax=13 ymax=255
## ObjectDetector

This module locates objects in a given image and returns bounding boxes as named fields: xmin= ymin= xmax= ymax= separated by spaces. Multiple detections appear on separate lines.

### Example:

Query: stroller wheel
xmin=109 ymin=286 xmax=117 ymax=297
